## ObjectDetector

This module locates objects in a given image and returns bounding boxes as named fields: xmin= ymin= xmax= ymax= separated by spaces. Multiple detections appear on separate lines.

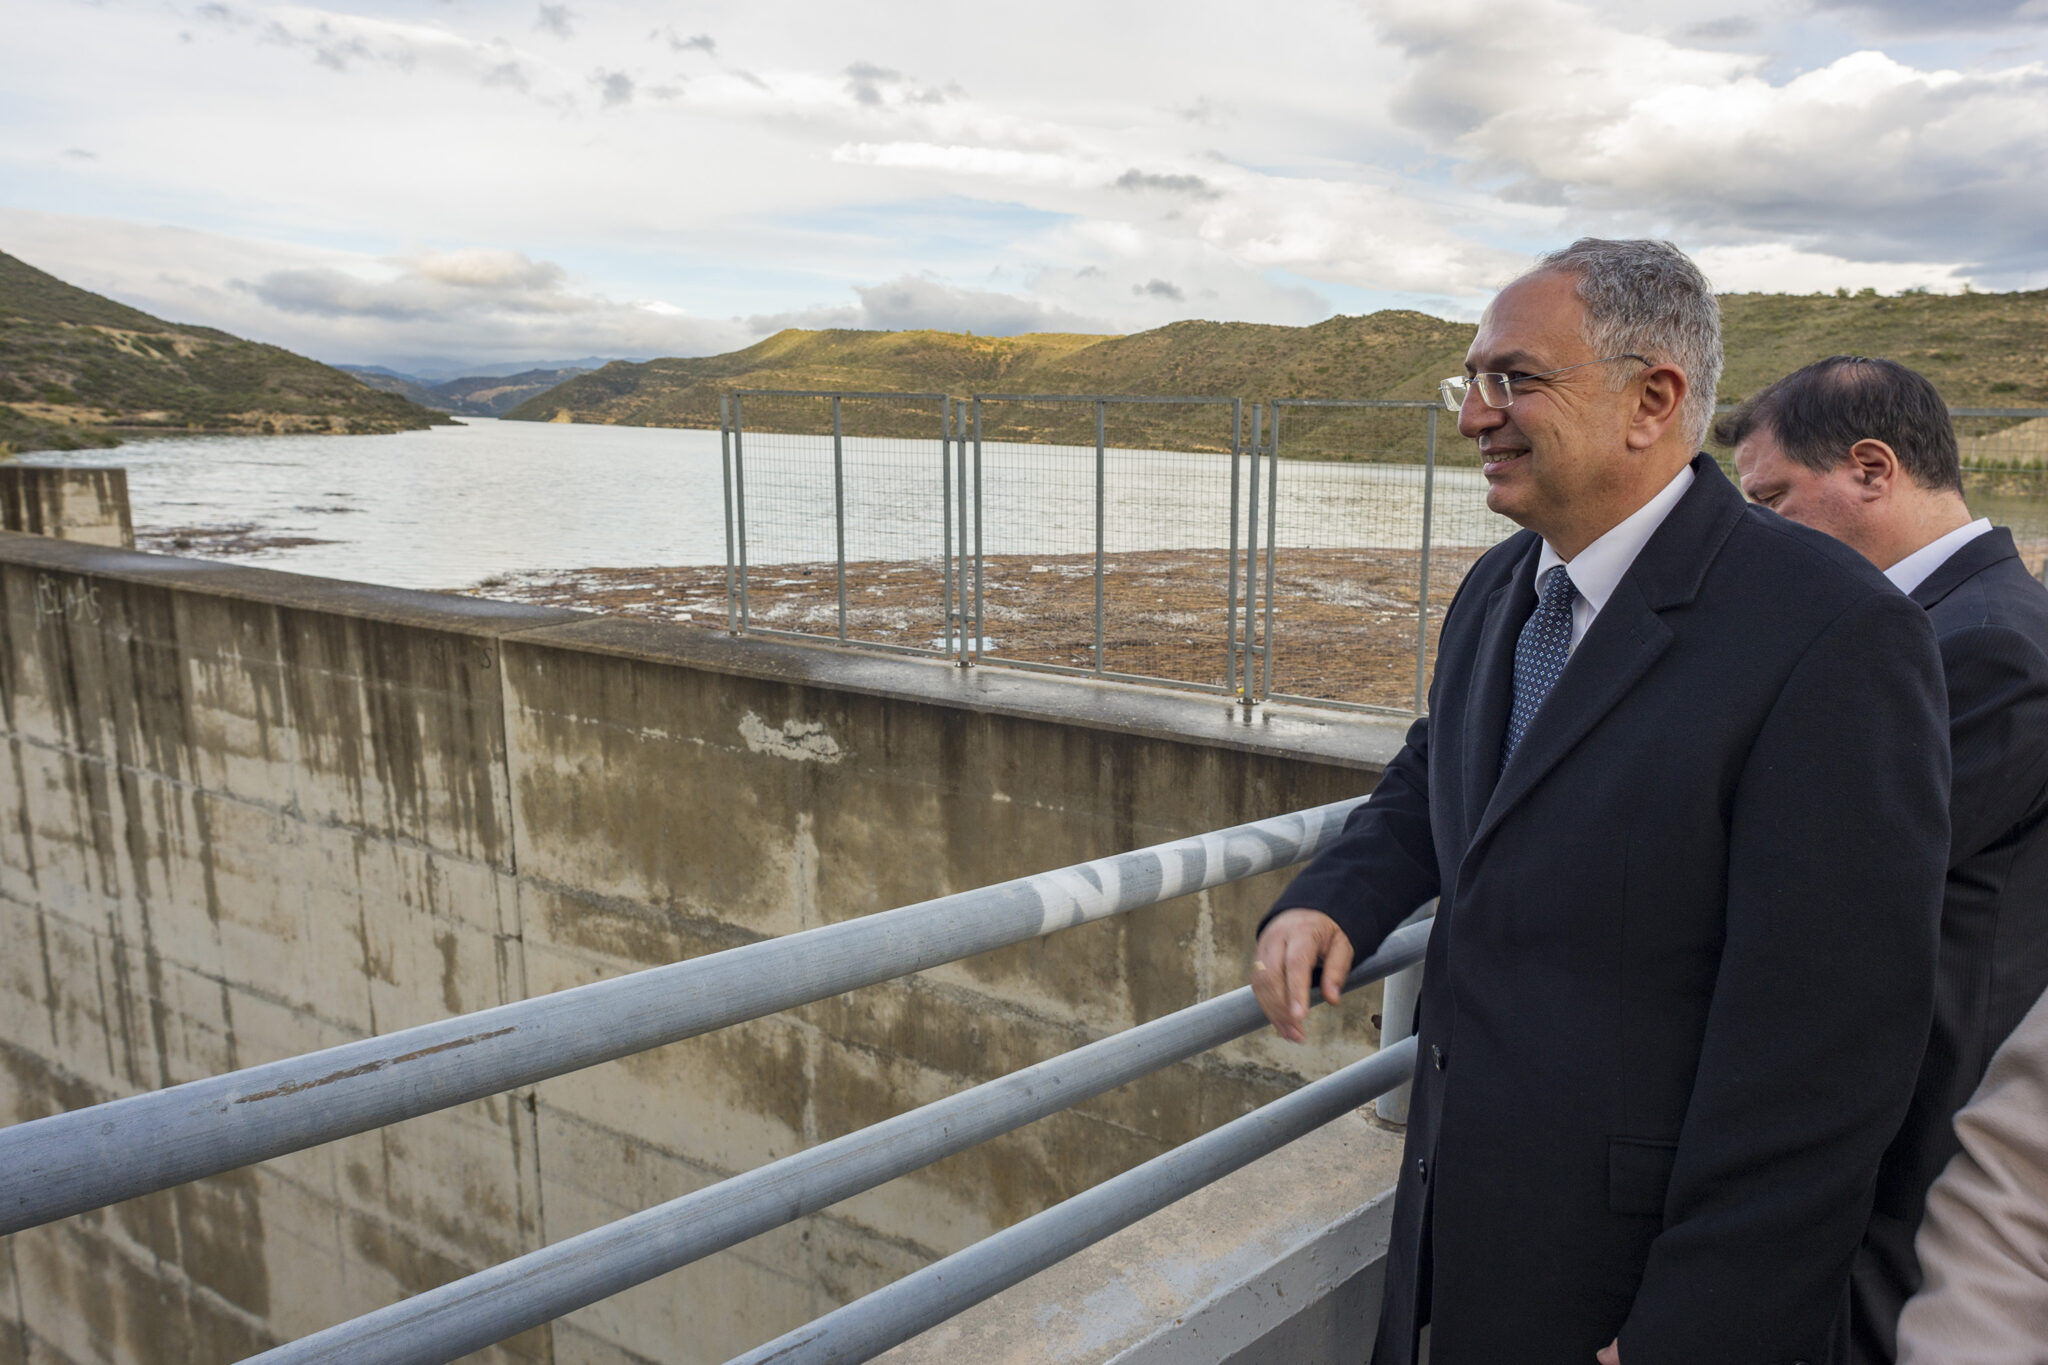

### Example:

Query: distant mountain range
xmin=0 ymin=249 xmax=448 ymax=456
xmin=339 ymin=364 xmax=593 ymax=417
xmin=502 ymin=290 xmax=2048 ymax=460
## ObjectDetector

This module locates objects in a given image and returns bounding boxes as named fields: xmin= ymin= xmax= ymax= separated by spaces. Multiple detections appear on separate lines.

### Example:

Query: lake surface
xmin=25 ymin=418 xmax=1518 ymax=590
xmin=35 ymin=418 xmax=2042 ymax=593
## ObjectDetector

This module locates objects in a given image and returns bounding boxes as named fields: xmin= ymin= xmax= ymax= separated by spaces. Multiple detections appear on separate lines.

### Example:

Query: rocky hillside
xmin=0 ymin=249 xmax=448 ymax=455
xmin=343 ymin=365 xmax=588 ymax=417
xmin=503 ymin=289 xmax=2048 ymax=461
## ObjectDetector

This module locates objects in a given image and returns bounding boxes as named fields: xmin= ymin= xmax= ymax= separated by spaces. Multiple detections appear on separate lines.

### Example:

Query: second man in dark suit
xmin=1721 ymin=357 xmax=2048 ymax=1365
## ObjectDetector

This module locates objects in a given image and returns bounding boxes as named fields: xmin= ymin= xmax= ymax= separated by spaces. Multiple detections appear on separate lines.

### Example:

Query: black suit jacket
xmin=1848 ymin=527 xmax=2048 ymax=1365
xmin=1270 ymin=456 xmax=1949 ymax=1365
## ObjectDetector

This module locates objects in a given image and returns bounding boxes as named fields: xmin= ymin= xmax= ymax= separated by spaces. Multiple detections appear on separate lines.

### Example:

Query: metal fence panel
xmin=726 ymin=390 xmax=956 ymax=656
xmin=968 ymin=395 xmax=1245 ymax=692
xmin=1258 ymin=400 xmax=1514 ymax=713
xmin=1953 ymin=410 xmax=2048 ymax=576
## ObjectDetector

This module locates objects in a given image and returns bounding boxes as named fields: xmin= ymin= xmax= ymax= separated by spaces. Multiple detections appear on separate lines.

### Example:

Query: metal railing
xmin=721 ymin=395 xmax=2048 ymax=714
xmin=0 ymin=798 xmax=1429 ymax=1365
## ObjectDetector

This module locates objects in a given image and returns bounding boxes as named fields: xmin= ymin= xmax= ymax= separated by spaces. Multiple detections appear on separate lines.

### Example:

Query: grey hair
xmin=1530 ymin=238 xmax=1723 ymax=450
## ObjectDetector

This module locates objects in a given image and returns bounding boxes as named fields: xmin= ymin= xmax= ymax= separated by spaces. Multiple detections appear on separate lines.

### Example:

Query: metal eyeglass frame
xmin=1439 ymin=353 xmax=1651 ymax=414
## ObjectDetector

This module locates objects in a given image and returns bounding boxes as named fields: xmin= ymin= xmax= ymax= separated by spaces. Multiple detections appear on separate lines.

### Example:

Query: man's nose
xmin=1457 ymin=389 xmax=1505 ymax=441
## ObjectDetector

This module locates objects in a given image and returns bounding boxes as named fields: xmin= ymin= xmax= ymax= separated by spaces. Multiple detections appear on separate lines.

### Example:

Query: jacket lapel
xmin=1910 ymin=526 xmax=2018 ymax=611
xmin=1460 ymin=540 xmax=1539 ymax=841
xmin=1466 ymin=455 xmax=1744 ymax=853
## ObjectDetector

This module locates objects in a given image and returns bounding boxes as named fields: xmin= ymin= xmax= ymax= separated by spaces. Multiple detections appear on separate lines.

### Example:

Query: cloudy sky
xmin=6 ymin=0 xmax=2046 ymax=374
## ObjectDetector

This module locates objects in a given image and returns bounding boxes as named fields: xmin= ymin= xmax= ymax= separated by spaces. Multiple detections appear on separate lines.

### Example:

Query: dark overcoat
xmin=1272 ymin=456 xmax=1950 ymax=1365
xmin=1849 ymin=527 xmax=2048 ymax=1364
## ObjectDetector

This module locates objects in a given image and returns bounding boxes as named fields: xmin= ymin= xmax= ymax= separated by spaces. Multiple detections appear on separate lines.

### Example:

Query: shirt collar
xmin=1884 ymin=517 xmax=1993 ymax=595
xmin=1535 ymin=463 xmax=1696 ymax=611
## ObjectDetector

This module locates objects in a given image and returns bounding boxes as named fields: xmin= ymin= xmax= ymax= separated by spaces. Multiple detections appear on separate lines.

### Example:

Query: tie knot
xmin=1541 ymin=565 xmax=1577 ymax=608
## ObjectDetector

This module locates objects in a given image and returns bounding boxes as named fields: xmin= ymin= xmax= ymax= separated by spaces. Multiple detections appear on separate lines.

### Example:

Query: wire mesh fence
xmin=969 ymin=396 xmax=1247 ymax=692
xmin=1954 ymin=410 xmax=2048 ymax=576
xmin=1256 ymin=401 xmax=1517 ymax=714
xmin=722 ymin=394 xmax=2048 ymax=713
xmin=726 ymin=390 xmax=961 ymax=656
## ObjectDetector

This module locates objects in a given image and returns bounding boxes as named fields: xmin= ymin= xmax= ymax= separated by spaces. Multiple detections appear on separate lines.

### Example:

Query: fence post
xmin=733 ymin=393 xmax=751 ymax=632
xmin=1259 ymin=406 xmax=1280 ymax=700
xmin=941 ymin=398 xmax=955 ymax=662
xmin=1375 ymin=901 xmax=1434 ymax=1124
xmin=1227 ymin=399 xmax=1243 ymax=699
xmin=1094 ymin=399 xmax=1107 ymax=676
xmin=971 ymin=402 xmax=985 ymax=662
xmin=1413 ymin=406 xmax=1438 ymax=713
xmin=958 ymin=403 xmax=972 ymax=666
xmin=1241 ymin=403 xmax=1263 ymax=705
xmin=720 ymin=393 xmax=736 ymax=634
xmin=833 ymin=396 xmax=848 ymax=642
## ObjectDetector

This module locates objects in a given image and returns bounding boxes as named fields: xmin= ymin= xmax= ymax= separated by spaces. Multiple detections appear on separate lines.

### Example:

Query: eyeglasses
xmin=1439 ymin=354 xmax=1651 ymax=414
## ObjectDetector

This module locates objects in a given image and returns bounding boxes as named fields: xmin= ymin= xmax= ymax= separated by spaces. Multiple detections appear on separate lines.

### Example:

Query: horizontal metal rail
xmin=731 ymin=1037 xmax=1419 ymax=1365
xmin=971 ymin=393 xmax=1239 ymax=405
xmin=1269 ymin=398 xmax=1439 ymax=409
xmin=730 ymin=389 xmax=947 ymax=401
xmin=241 ymin=920 xmax=1431 ymax=1365
xmin=0 ymin=798 xmax=1366 ymax=1236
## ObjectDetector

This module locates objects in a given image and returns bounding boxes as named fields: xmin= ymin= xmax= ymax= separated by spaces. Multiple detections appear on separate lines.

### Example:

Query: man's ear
xmin=1624 ymin=364 xmax=1687 ymax=451
xmin=1848 ymin=439 xmax=1900 ymax=499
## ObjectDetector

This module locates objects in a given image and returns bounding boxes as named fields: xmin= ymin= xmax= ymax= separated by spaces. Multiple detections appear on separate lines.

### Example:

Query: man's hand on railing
xmin=1251 ymin=908 xmax=1353 ymax=1043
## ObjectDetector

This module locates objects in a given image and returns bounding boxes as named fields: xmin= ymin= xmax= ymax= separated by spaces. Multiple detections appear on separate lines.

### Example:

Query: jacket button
xmin=1415 ymin=1158 xmax=1428 ymax=1180
xmin=1431 ymin=1045 xmax=1446 ymax=1071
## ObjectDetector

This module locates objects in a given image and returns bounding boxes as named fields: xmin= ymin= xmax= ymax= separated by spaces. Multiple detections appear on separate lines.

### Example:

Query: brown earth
xmin=458 ymin=546 xmax=1489 ymax=712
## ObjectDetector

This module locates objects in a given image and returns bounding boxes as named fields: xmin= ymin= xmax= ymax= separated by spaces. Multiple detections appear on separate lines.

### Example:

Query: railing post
xmin=941 ymin=397 xmax=955 ymax=660
xmin=733 ymin=393 xmax=751 ymax=632
xmin=1094 ymin=398 xmax=1107 ymax=676
xmin=1259 ymin=405 xmax=1280 ymax=700
xmin=832 ymin=395 xmax=847 ymax=643
xmin=971 ymin=401 xmax=985 ymax=662
xmin=956 ymin=403 xmax=972 ymax=665
xmin=1413 ymin=406 xmax=1438 ymax=714
xmin=1226 ymin=398 xmax=1243 ymax=699
xmin=720 ymin=393 xmax=736 ymax=634
xmin=1240 ymin=403 xmax=1263 ymax=705
xmin=1375 ymin=900 xmax=1434 ymax=1124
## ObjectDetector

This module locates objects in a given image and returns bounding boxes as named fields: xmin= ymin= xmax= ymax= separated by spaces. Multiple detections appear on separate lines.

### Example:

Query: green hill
xmin=0 ymin=249 xmax=448 ymax=456
xmin=504 ymin=289 xmax=2048 ymax=462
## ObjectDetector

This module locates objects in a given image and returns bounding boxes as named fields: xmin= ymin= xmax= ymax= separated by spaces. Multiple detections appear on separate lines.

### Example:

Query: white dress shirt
xmin=1885 ymin=518 xmax=1993 ymax=596
xmin=1535 ymin=463 xmax=1696 ymax=652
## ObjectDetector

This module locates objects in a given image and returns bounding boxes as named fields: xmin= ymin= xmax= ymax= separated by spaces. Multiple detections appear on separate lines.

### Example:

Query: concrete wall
xmin=0 ymin=468 xmax=133 ymax=549
xmin=0 ymin=529 xmax=1405 ymax=1365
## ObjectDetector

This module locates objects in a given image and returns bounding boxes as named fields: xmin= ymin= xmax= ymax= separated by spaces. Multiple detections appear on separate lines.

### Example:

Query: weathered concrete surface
xmin=881 ymin=1111 xmax=1406 ymax=1364
xmin=0 ymin=467 xmax=133 ymax=549
xmin=0 ymin=528 xmax=1406 ymax=1364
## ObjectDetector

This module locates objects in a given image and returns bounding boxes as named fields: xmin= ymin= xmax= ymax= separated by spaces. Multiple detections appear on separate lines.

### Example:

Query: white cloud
xmin=1368 ymin=0 xmax=2048 ymax=275
xmin=0 ymin=208 xmax=750 ymax=366
xmin=7 ymin=0 xmax=2045 ymax=376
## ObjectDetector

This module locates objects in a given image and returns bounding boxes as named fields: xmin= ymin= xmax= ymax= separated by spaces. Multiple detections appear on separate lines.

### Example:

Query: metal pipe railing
xmin=730 ymin=1037 xmax=1420 ymax=1365
xmin=0 ymin=798 xmax=1367 ymax=1237
xmin=240 ymin=921 xmax=1431 ymax=1365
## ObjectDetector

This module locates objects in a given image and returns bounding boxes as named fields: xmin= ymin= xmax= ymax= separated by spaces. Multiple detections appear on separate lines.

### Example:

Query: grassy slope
xmin=0 ymin=249 xmax=447 ymax=455
xmin=504 ymin=290 xmax=2048 ymax=460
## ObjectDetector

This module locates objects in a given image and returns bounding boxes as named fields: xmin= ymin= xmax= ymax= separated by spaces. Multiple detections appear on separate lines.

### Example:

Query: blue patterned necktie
xmin=1502 ymin=565 xmax=1578 ymax=771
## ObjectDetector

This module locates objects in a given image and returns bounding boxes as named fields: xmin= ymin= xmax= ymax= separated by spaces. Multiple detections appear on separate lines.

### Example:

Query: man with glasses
xmin=1250 ymin=240 xmax=1948 ymax=1365
xmin=1720 ymin=357 xmax=2048 ymax=1365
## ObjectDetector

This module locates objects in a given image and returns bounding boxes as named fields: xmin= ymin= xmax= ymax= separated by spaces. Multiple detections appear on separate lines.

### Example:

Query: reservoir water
xmin=22 ymin=418 xmax=1517 ymax=590
xmin=30 ymin=417 xmax=2043 ymax=593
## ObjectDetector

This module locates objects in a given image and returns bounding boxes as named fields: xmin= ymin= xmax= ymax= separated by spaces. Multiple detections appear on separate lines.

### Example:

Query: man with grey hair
xmin=1251 ymin=240 xmax=1947 ymax=1364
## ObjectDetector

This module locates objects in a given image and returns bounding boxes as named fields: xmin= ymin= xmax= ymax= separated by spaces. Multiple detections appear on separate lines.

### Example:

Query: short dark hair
xmin=1712 ymin=356 xmax=1961 ymax=494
